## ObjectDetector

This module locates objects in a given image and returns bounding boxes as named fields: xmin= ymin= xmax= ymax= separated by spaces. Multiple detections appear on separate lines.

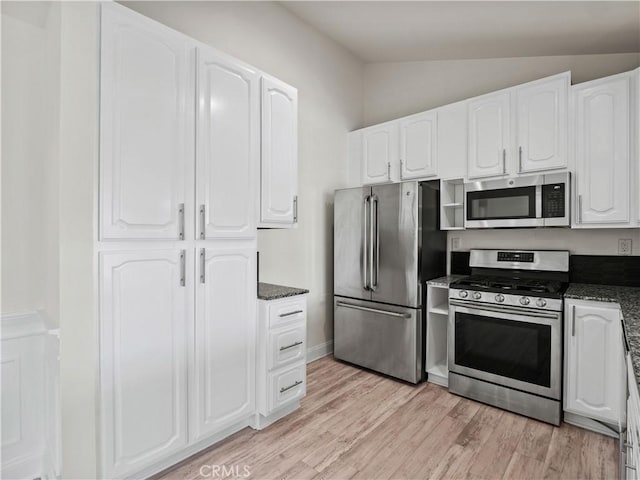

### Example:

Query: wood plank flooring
xmin=157 ymin=356 xmax=618 ymax=480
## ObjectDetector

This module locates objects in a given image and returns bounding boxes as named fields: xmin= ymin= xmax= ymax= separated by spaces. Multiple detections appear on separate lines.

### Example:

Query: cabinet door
xmin=100 ymin=250 xmax=190 ymax=478
xmin=565 ymin=300 xmax=624 ymax=424
xmin=362 ymin=123 xmax=399 ymax=184
xmin=197 ymin=48 xmax=258 ymax=239
xmin=100 ymin=4 xmax=194 ymax=240
xmin=191 ymin=244 xmax=256 ymax=441
xmin=467 ymin=92 xmax=510 ymax=179
xmin=575 ymin=75 xmax=631 ymax=225
xmin=516 ymin=75 xmax=568 ymax=173
xmin=400 ymin=111 xmax=437 ymax=180
xmin=437 ymin=101 xmax=467 ymax=180
xmin=260 ymin=76 xmax=298 ymax=226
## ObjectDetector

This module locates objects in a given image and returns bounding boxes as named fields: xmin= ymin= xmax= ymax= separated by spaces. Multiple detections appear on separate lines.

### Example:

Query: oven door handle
xmin=449 ymin=300 xmax=560 ymax=320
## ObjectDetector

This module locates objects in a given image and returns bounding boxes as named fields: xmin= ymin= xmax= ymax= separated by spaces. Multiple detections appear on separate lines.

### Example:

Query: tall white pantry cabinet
xmin=98 ymin=4 xmax=296 ymax=478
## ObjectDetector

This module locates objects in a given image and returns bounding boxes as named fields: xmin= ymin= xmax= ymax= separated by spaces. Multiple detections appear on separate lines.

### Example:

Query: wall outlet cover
xmin=451 ymin=237 xmax=461 ymax=250
xmin=619 ymin=238 xmax=632 ymax=256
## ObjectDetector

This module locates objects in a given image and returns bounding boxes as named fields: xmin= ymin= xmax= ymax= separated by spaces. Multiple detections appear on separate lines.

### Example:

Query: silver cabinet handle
xmin=178 ymin=203 xmax=185 ymax=240
xmin=293 ymin=195 xmax=298 ymax=223
xmin=578 ymin=195 xmax=583 ymax=224
xmin=336 ymin=301 xmax=410 ymax=318
xmin=502 ymin=149 xmax=506 ymax=174
xmin=387 ymin=162 xmax=391 ymax=180
xmin=363 ymin=195 xmax=370 ymax=291
xmin=372 ymin=195 xmax=379 ymax=290
xmin=279 ymin=309 xmax=303 ymax=318
xmin=518 ymin=146 xmax=523 ymax=172
xmin=179 ymin=250 xmax=185 ymax=287
xmin=572 ymin=305 xmax=576 ymax=336
xmin=199 ymin=248 xmax=205 ymax=284
xmin=400 ymin=159 xmax=404 ymax=180
xmin=199 ymin=205 xmax=205 ymax=239
xmin=280 ymin=380 xmax=303 ymax=393
xmin=280 ymin=341 xmax=303 ymax=351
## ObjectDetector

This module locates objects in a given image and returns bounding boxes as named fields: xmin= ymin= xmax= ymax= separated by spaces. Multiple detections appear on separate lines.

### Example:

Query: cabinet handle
xmin=572 ymin=305 xmax=576 ymax=336
xmin=518 ymin=146 xmax=522 ymax=173
xmin=502 ymin=149 xmax=506 ymax=174
xmin=387 ymin=162 xmax=391 ymax=180
xmin=578 ymin=195 xmax=583 ymax=224
xmin=199 ymin=205 xmax=205 ymax=239
xmin=400 ymin=159 xmax=404 ymax=180
xmin=178 ymin=203 xmax=185 ymax=240
xmin=179 ymin=250 xmax=185 ymax=287
xmin=280 ymin=380 xmax=303 ymax=393
xmin=626 ymin=464 xmax=637 ymax=471
xmin=199 ymin=248 xmax=205 ymax=284
xmin=293 ymin=196 xmax=298 ymax=223
xmin=280 ymin=341 xmax=303 ymax=351
xmin=279 ymin=309 xmax=303 ymax=318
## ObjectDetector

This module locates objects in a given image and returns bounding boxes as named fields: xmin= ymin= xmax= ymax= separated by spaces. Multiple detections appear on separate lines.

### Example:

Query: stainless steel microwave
xmin=464 ymin=172 xmax=570 ymax=228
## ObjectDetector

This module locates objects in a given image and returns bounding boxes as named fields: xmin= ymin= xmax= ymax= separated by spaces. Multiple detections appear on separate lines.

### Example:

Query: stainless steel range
xmin=448 ymin=249 xmax=569 ymax=425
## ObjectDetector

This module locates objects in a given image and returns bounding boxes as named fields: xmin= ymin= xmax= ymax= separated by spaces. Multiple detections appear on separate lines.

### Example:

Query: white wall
xmin=361 ymin=52 xmax=640 ymax=260
xmin=124 ymin=1 xmax=364 ymax=349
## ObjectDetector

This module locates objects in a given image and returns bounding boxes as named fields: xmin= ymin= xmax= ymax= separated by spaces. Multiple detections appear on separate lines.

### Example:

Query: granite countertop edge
xmin=427 ymin=274 xmax=467 ymax=287
xmin=258 ymin=282 xmax=309 ymax=301
xmin=565 ymin=283 xmax=640 ymax=387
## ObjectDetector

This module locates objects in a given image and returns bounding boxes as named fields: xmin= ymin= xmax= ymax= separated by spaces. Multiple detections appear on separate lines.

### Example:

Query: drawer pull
xmin=626 ymin=464 xmax=637 ymax=471
xmin=280 ymin=341 xmax=303 ymax=351
xmin=280 ymin=380 xmax=303 ymax=393
xmin=279 ymin=310 xmax=303 ymax=318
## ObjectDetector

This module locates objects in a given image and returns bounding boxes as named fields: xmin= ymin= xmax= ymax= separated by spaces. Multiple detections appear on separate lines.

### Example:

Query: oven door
xmin=448 ymin=300 xmax=561 ymax=399
xmin=465 ymin=185 xmax=543 ymax=228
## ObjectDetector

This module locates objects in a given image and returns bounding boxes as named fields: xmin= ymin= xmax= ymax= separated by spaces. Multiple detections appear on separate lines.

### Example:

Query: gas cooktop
xmin=450 ymin=275 xmax=568 ymax=298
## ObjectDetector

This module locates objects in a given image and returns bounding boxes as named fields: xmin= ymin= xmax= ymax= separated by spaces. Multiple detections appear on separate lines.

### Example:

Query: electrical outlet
xmin=619 ymin=239 xmax=632 ymax=256
xmin=451 ymin=237 xmax=461 ymax=251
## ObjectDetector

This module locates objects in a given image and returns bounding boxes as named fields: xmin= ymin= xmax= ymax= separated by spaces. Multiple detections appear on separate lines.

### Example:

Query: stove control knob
xmin=458 ymin=290 xmax=468 ymax=299
xmin=472 ymin=292 xmax=482 ymax=300
xmin=519 ymin=296 xmax=531 ymax=306
xmin=495 ymin=294 xmax=505 ymax=303
xmin=536 ymin=298 xmax=547 ymax=308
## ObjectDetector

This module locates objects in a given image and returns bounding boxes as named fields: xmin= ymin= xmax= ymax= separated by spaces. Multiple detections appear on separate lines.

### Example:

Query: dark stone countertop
xmin=258 ymin=282 xmax=309 ymax=301
xmin=427 ymin=275 xmax=467 ymax=287
xmin=565 ymin=283 xmax=640 ymax=386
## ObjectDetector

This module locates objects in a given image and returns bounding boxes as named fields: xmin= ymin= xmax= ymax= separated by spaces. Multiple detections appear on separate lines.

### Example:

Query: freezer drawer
xmin=333 ymin=296 xmax=422 ymax=383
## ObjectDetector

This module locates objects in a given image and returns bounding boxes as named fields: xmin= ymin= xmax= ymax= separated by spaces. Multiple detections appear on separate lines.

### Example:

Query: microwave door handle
xmin=536 ymin=185 xmax=542 ymax=218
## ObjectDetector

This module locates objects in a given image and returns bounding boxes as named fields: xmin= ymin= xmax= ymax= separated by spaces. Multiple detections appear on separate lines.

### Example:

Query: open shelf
xmin=441 ymin=202 xmax=463 ymax=208
xmin=440 ymin=178 xmax=465 ymax=230
xmin=426 ymin=284 xmax=449 ymax=387
xmin=429 ymin=304 xmax=449 ymax=315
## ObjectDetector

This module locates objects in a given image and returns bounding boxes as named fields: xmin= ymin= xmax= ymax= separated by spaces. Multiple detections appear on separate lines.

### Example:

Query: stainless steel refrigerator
xmin=333 ymin=181 xmax=446 ymax=383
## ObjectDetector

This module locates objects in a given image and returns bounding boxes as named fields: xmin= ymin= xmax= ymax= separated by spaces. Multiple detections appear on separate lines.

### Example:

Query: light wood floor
xmin=158 ymin=356 xmax=618 ymax=480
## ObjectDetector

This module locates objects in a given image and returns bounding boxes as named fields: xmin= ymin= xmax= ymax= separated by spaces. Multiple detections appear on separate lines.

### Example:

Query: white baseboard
xmin=563 ymin=411 xmax=619 ymax=438
xmin=307 ymin=340 xmax=333 ymax=363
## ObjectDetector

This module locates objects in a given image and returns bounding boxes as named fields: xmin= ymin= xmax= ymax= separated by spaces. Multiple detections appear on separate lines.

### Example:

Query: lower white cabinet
xmin=255 ymin=295 xmax=307 ymax=428
xmin=564 ymin=298 xmax=625 ymax=425
xmin=99 ymin=246 xmax=257 ymax=478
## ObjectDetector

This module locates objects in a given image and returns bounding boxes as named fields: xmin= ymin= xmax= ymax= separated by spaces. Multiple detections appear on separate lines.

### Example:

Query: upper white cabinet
xmin=516 ymin=74 xmax=568 ymax=173
xmin=362 ymin=122 xmax=399 ymax=184
xmin=190 ymin=245 xmax=256 ymax=441
xmin=573 ymin=72 xmax=632 ymax=227
xmin=99 ymin=250 xmax=190 ymax=478
xmin=100 ymin=5 xmax=194 ymax=240
xmin=399 ymin=111 xmax=437 ymax=180
xmin=436 ymin=101 xmax=467 ymax=180
xmin=467 ymin=91 xmax=511 ymax=179
xmin=564 ymin=299 xmax=625 ymax=425
xmin=260 ymin=75 xmax=298 ymax=227
xmin=196 ymin=48 xmax=259 ymax=239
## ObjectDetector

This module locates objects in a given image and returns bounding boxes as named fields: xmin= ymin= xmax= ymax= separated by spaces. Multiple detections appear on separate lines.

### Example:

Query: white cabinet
xmin=362 ymin=122 xmax=399 ymax=184
xmin=437 ymin=101 xmax=467 ymax=180
xmin=255 ymin=295 xmax=307 ymax=429
xmin=190 ymin=245 xmax=256 ymax=441
xmin=573 ymin=72 xmax=632 ymax=227
xmin=260 ymin=75 xmax=298 ymax=227
xmin=99 ymin=250 xmax=190 ymax=479
xmin=467 ymin=91 xmax=510 ymax=179
xmin=626 ymin=353 xmax=640 ymax=478
xmin=100 ymin=5 xmax=194 ymax=240
xmin=516 ymin=74 xmax=568 ymax=173
xmin=399 ymin=111 xmax=437 ymax=180
xmin=564 ymin=299 xmax=625 ymax=425
xmin=196 ymin=48 xmax=259 ymax=239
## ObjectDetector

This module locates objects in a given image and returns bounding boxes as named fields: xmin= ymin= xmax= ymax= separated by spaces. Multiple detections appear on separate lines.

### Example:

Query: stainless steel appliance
xmin=333 ymin=181 xmax=446 ymax=384
xmin=448 ymin=249 xmax=569 ymax=425
xmin=465 ymin=172 xmax=570 ymax=228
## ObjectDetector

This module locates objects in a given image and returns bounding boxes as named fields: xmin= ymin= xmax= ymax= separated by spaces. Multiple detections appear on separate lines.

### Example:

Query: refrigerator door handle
xmin=363 ymin=195 xmax=370 ymax=291
xmin=371 ymin=195 xmax=379 ymax=290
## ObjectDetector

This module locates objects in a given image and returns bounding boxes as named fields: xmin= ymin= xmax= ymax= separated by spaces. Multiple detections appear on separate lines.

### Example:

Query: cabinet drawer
xmin=269 ymin=362 xmax=306 ymax=412
xmin=269 ymin=298 xmax=306 ymax=328
xmin=269 ymin=325 xmax=305 ymax=371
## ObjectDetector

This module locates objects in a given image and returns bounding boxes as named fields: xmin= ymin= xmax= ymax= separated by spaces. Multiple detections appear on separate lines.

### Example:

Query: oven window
xmin=467 ymin=186 xmax=536 ymax=220
xmin=454 ymin=312 xmax=551 ymax=387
